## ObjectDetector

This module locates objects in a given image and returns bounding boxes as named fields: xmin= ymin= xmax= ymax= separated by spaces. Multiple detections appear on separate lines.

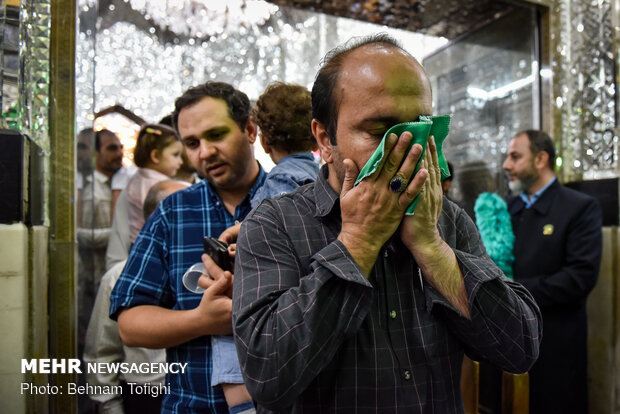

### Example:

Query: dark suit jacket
xmin=508 ymin=179 xmax=602 ymax=414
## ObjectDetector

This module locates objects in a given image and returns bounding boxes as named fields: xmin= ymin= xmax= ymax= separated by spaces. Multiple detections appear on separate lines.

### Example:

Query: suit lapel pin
xmin=543 ymin=224 xmax=554 ymax=236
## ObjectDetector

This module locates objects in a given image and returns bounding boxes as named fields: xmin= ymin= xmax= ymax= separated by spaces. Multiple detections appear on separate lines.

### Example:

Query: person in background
xmin=174 ymin=147 xmax=200 ymax=184
xmin=105 ymin=123 xmax=184 ymax=270
xmin=127 ymin=124 xmax=183 ymax=242
xmin=250 ymin=81 xmax=319 ymax=206
xmin=228 ymin=33 xmax=541 ymax=412
xmin=76 ymin=128 xmax=96 ymax=227
xmin=109 ymin=143 xmax=137 ymax=221
xmin=503 ymin=129 xmax=603 ymax=413
xmin=78 ymin=129 xmax=127 ymax=338
xmin=110 ymin=81 xmax=265 ymax=414
xmin=77 ymin=128 xmax=131 ymax=413
xmin=85 ymin=179 xmax=189 ymax=414
xmin=76 ymin=128 xmax=95 ymax=194
xmin=79 ymin=129 xmax=124 ymax=269
xmin=160 ymin=113 xmax=200 ymax=184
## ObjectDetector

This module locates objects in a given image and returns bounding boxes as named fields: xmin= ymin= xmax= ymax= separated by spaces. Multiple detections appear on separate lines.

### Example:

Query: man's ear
xmin=312 ymin=119 xmax=333 ymax=163
xmin=150 ymin=149 xmax=161 ymax=165
xmin=535 ymin=150 xmax=549 ymax=170
xmin=244 ymin=116 xmax=258 ymax=145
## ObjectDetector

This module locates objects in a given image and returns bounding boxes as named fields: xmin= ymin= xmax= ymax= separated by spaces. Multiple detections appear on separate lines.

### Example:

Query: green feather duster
xmin=474 ymin=192 xmax=515 ymax=279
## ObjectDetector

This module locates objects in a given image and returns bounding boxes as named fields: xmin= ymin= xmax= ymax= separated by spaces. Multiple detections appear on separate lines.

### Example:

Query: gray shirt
xmin=233 ymin=165 xmax=542 ymax=413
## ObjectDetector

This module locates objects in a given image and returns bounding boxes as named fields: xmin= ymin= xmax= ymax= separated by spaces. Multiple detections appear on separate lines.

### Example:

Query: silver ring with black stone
xmin=389 ymin=174 xmax=408 ymax=193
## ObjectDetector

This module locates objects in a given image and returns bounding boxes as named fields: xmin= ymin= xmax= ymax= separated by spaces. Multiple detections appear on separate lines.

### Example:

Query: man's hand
xmin=219 ymin=222 xmax=241 ymax=245
xmin=337 ymin=131 xmax=427 ymax=276
xmin=117 ymin=254 xmax=236 ymax=348
xmin=400 ymin=136 xmax=444 ymax=252
xmin=218 ymin=223 xmax=240 ymax=264
xmin=193 ymin=253 xmax=234 ymax=334
xmin=400 ymin=136 xmax=470 ymax=318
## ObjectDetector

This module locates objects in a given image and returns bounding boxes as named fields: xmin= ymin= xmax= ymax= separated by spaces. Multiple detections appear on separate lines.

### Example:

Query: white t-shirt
xmin=110 ymin=165 xmax=137 ymax=191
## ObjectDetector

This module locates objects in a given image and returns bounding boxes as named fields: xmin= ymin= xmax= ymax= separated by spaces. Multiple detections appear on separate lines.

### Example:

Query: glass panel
xmin=424 ymin=7 xmax=538 ymax=218
xmin=551 ymin=0 xmax=616 ymax=180
xmin=21 ymin=0 xmax=51 ymax=148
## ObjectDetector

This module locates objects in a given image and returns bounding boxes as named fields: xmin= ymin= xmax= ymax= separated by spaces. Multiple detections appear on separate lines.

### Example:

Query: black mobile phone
xmin=203 ymin=236 xmax=232 ymax=271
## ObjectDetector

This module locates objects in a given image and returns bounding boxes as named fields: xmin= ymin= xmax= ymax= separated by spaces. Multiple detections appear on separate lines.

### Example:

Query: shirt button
xmin=404 ymin=370 xmax=411 ymax=380
xmin=384 ymin=250 xmax=388 ymax=258
xmin=390 ymin=310 xmax=397 ymax=319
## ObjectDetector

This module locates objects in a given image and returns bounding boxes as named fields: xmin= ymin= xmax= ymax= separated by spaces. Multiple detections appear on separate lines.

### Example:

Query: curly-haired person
xmin=250 ymin=81 xmax=319 ymax=206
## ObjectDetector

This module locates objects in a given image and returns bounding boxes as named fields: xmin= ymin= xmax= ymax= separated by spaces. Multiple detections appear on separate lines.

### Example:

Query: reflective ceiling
xmin=265 ymin=0 xmax=520 ymax=38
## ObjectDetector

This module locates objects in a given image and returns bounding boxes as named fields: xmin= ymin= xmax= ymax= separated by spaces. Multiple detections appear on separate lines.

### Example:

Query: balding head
xmin=143 ymin=180 xmax=191 ymax=220
xmin=312 ymin=33 xmax=430 ymax=145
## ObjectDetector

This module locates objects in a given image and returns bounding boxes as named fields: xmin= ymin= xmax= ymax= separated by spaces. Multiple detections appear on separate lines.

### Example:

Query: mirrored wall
xmin=76 ymin=0 xmax=446 ymax=145
xmin=0 ymin=0 xmax=50 ymax=150
xmin=425 ymin=7 xmax=539 ymax=217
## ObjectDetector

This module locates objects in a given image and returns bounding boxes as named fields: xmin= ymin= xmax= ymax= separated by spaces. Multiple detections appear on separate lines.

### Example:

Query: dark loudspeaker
xmin=0 ymin=129 xmax=26 ymax=223
xmin=0 ymin=129 xmax=46 ymax=225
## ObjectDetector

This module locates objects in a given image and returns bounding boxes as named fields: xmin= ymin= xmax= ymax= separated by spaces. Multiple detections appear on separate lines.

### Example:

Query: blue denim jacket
xmin=251 ymin=152 xmax=319 ymax=208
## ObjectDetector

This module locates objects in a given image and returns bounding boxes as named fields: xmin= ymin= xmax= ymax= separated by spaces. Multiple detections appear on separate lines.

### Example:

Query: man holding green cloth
xmin=224 ymin=33 xmax=542 ymax=412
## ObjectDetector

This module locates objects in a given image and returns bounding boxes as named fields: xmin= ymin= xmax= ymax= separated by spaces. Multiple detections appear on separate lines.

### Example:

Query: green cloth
xmin=354 ymin=115 xmax=451 ymax=215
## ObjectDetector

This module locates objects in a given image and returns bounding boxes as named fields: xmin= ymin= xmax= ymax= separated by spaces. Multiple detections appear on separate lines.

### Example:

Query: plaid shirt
xmin=233 ymin=165 xmax=541 ymax=413
xmin=110 ymin=169 xmax=266 ymax=414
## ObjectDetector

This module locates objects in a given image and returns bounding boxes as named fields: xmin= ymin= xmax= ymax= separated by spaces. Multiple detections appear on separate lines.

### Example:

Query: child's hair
xmin=253 ymin=82 xmax=317 ymax=153
xmin=133 ymin=123 xmax=181 ymax=168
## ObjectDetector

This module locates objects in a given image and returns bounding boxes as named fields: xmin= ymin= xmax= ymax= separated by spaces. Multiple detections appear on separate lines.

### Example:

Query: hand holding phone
xmin=203 ymin=236 xmax=232 ymax=272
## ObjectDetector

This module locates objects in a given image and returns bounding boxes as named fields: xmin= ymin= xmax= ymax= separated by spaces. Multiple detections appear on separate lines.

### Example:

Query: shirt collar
xmin=313 ymin=164 xmax=340 ymax=217
xmin=248 ymin=164 xmax=267 ymax=199
xmin=280 ymin=152 xmax=316 ymax=163
xmin=519 ymin=176 xmax=556 ymax=208
xmin=93 ymin=169 xmax=110 ymax=184
xmin=206 ymin=162 xmax=267 ymax=207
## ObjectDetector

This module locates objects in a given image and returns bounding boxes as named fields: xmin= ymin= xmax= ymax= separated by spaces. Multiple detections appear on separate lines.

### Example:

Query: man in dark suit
xmin=503 ymin=129 xmax=602 ymax=413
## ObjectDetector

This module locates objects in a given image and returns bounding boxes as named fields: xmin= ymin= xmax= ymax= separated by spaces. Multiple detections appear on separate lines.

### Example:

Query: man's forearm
xmin=117 ymin=305 xmax=229 ymax=348
xmin=411 ymin=237 xmax=470 ymax=318
xmin=336 ymin=232 xmax=381 ymax=277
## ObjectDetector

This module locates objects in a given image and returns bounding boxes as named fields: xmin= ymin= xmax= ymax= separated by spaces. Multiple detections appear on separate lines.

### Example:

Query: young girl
xmin=123 ymin=123 xmax=184 ymax=244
